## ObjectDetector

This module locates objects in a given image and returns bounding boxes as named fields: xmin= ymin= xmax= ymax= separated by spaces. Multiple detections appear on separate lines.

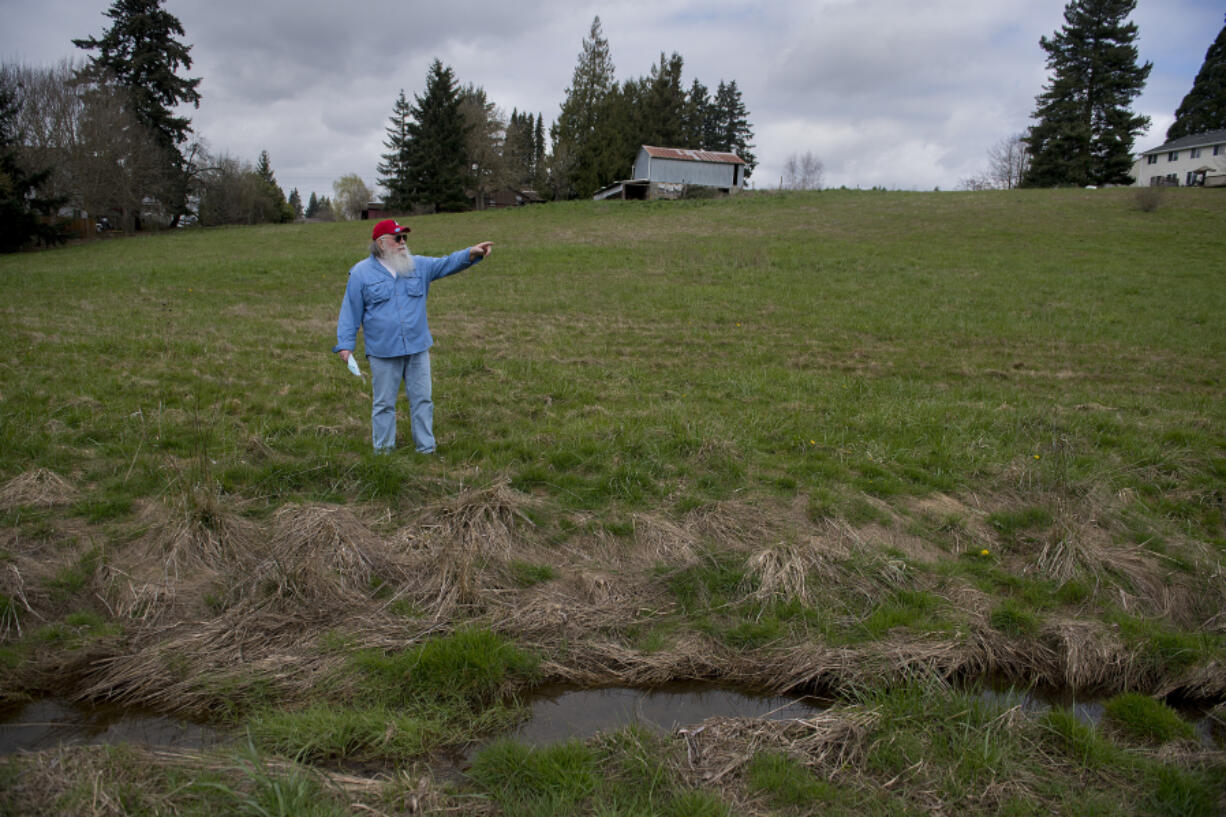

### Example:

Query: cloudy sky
xmin=3 ymin=0 xmax=1221 ymax=199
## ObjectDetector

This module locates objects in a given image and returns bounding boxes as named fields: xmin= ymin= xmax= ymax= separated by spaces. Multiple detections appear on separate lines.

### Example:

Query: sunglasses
xmin=387 ymin=234 xmax=407 ymax=243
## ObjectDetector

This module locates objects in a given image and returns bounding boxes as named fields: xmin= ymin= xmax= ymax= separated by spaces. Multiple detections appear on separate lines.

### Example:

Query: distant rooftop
xmin=1137 ymin=129 xmax=1226 ymax=155
xmin=641 ymin=145 xmax=745 ymax=165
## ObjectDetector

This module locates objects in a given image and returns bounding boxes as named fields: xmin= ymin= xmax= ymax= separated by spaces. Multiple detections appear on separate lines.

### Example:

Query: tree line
xmin=1 ymin=3 xmax=758 ymax=250
xmin=376 ymin=17 xmax=757 ymax=212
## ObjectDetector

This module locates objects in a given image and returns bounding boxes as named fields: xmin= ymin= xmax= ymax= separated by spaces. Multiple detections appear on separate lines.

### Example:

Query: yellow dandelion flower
xmin=980 ymin=549 xmax=990 ymax=556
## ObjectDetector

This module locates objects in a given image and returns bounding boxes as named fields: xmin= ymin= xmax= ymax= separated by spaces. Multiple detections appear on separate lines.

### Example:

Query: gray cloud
xmin=3 ymin=0 xmax=1220 ymax=197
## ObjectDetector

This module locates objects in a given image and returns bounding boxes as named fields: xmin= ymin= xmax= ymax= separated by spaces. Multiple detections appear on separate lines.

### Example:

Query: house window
xmin=1186 ymin=171 xmax=1197 ymax=186
xmin=1165 ymin=174 xmax=1179 ymax=186
xmin=1189 ymin=147 xmax=1201 ymax=159
xmin=1147 ymin=154 xmax=1158 ymax=165
xmin=1215 ymin=145 xmax=1224 ymax=156
xmin=1169 ymin=151 xmax=1179 ymax=160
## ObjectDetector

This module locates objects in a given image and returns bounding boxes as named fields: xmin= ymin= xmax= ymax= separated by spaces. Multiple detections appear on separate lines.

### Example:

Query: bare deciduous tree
xmin=782 ymin=150 xmax=824 ymax=190
xmin=986 ymin=133 xmax=1030 ymax=190
xmin=961 ymin=134 xmax=1030 ymax=191
xmin=4 ymin=59 xmax=165 ymax=231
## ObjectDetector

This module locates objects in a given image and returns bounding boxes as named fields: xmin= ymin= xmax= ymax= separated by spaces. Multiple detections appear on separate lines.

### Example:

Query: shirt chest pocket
xmin=401 ymin=274 xmax=425 ymax=297
xmin=362 ymin=280 xmax=394 ymax=305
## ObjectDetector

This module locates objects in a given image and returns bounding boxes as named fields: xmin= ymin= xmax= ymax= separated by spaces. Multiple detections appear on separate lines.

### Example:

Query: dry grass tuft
xmin=1034 ymin=522 xmax=1170 ymax=613
xmin=0 ymin=468 xmax=78 ymax=509
xmin=745 ymin=539 xmax=844 ymax=606
xmin=1044 ymin=618 xmax=1130 ymax=690
xmin=675 ymin=708 xmax=879 ymax=785
xmin=683 ymin=500 xmax=776 ymax=549
xmin=108 ymin=493 xmax=260 ymax=623
xmin=73 ymin=607 xmax=420 ymax=715
xmin=141 ymin=489 xmax=260 ymax=574
xmin=0 ymin=744 xmax=400 ymax=817
xmin=419 ymin=481 xmax=538 ymax=551
xmin=238 ymin=503 xmax=408 ymax=611
xmin=406 ymin=482 xmax=540 ymax=618
xmin=0 ymin=561 xmax=40 ymax=638
xmin=633 ymin=512 xmax=703 ymax=565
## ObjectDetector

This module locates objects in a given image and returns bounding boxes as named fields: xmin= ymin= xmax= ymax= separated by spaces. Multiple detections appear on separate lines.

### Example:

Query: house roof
xmin=641 ymin=145 xmax=745 ymax=165
xmin=1138 ymin=129 xmax=1226 ymax=155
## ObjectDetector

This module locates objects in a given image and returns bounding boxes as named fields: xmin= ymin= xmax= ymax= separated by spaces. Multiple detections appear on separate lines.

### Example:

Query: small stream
xmin=502 ymin=682 xmax=825 ymax=747
xmin=0 ymin=699 xmax=227 ymax=754
xmin=1 ymin=685 xmax=1221 ymax=757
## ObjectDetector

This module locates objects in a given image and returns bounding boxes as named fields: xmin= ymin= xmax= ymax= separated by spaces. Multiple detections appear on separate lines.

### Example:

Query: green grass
xmin=466 ymin=727 xmax=735 ymax=817
xmin=745 ymin=750 xmax=837 ymax=808
xmin=509 ymin=560 xmax=559 ymax=587
xmin=2 ymin=188 xmax=1224 ymax=816
xmin=1103 ymin=693 xmax=1196 ymax=744
xmin=988 ymin=598 xmax=1043 ymax=637
xmin=246 ymin=628 xmax=538 ymax=762
xmin=5 ymin=191 xmax=1224 ymax=528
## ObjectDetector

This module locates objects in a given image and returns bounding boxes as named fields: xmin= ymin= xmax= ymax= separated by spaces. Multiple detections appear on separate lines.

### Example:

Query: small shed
xmin=634 ymin=146 xmax=745 ymax=189
xmin=594 ymin=145 xmax=746 ymax=200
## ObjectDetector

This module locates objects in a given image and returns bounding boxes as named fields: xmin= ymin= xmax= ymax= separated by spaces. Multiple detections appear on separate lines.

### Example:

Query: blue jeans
xmin=368 ymin=352 xmax=434 ymax=453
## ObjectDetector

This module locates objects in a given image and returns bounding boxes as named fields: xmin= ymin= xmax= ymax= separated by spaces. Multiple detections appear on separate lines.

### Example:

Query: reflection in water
xmin=505 ymin=684 xmax=825 ymax=747
xmin=0 ymin=699 xmax=226 ymax=754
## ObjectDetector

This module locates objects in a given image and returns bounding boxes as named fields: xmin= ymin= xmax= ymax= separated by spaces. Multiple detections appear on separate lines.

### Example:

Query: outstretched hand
xmin=469 ymin=241 xmax=493 ymax=260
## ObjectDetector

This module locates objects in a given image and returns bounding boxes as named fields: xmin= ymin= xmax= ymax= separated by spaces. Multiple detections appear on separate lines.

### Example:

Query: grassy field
xmin=1 ymin=187 xmax=1224 ymax=815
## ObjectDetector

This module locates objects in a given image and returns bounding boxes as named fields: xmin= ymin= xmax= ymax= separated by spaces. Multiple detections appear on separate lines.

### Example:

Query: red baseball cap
xmin=371 ymin=219 xmax=410 ymax=241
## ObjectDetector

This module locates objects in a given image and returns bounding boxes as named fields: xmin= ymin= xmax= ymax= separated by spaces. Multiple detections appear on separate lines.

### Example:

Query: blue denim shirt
xmin=333 ymin=248 xmax=481 ymax=358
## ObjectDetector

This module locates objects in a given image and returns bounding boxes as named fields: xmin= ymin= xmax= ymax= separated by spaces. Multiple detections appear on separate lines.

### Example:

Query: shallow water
xmin=981 ymin=685 xmax=1225 ymax=749
xmin=0 ymin=699 xmax=227 ymax=754
xmin=1 ymin=685 xmax=1219 ymax=758
xmin=501 ymin=683 xmax=826 ymax=747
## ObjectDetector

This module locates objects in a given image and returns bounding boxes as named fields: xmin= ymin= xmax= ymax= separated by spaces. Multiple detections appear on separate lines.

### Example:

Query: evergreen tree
xmin=682 ymin=78 xmax=716 ymax=149
xmin=288 ymin=187 xmax=302 ymax=220
xmin=0 ymin=80 xmax=66 ymax=252
xmin=1167 ymin=18 xmax=1226 ymax=140
xmin=377 ymin=89 xmax=414 ymax=212
xmin=711 ymin=80 xmax=757 ymax=178
xmin=552 ymin=16 xmax=618 ymax=197
xmin=532 ymin=113 xmax=548 ymax=193
xmin=505 ymin=109 xmax=537 ymax=187
xmin=255 ymin=150 xmax=292 ymax=222
xmin=404 ymin=60 xmax=470 ymax=212
xmin=641 ymin=52 xmax=686 ymax=147
xmin=73 ymin=0 xmax=202 ymax=225
xmin=1022 ymin=0 xmax=1151 ymax=187
xmin=305 ymin=191 xmax=319 ymax=218
xmin=315 ymin=194 xmax=334 ymax=221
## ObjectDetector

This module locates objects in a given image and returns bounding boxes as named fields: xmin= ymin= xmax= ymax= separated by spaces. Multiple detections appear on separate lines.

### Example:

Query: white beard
xmin=380 ymin=245 xmax=415 ymax=276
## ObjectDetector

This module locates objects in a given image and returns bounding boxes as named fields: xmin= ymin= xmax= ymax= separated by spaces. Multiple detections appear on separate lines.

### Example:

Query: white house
xmin=593 ymin=145 xmax=746 ymax=200
xmin=1132 ymin=129 xmax=1226 ymax=187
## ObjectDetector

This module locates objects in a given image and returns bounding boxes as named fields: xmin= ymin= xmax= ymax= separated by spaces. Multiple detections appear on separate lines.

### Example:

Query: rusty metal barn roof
xmin=641 ymin=145 xmax=745 ymax=165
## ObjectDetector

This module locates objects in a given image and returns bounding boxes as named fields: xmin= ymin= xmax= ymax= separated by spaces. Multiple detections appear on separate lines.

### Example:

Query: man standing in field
xmin=334 ymin=219 xmax=493 ymax=454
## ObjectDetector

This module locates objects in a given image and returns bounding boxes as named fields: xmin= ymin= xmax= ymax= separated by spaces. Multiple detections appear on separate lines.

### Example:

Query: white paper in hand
xmin=345 ymin=355 xmax=364 ymax=378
